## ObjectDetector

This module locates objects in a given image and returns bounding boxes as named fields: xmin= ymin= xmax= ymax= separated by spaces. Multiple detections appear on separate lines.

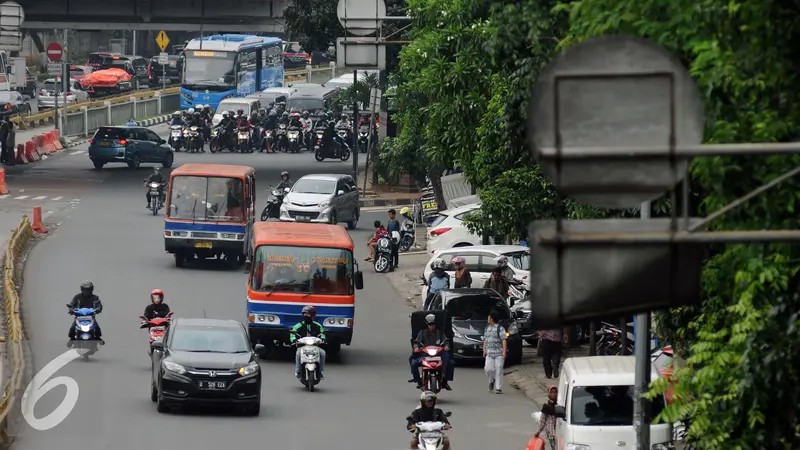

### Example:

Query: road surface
xmin=11 ymin=123 xmax=536 ymax=449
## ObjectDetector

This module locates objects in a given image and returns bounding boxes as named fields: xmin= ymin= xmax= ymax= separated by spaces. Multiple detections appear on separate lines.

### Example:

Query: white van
xmin=552 ymin=356 xmax=672 ymax=450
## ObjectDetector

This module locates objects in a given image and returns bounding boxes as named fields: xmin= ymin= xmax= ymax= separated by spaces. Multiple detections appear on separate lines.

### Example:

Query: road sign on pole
xmin=156 ymin=31 xmax=170 ymax=52
xmin=46 ymin=42 xmax=63 ymax=62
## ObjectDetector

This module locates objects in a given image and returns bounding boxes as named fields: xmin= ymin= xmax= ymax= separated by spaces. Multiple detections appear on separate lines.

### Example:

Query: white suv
xmin=421 ymin=245 xmax=530 ymax=300
xmin=426 ymin=203 xmax=482 ymax=254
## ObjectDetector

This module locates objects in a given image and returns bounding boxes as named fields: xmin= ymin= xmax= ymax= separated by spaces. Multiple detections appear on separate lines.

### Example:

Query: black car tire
xmin=127 ymin=155 xmax=140 ymax=169
xmin=92 ymin=161 xmax=105 ymax=169
xmin=508 ymin=345 xmax=523 ymax=366
xmin=174 ymin=253 xmax=184 ymax=268
xmin=162 ymin=152 xmax=174 ymax=168
xmin=242 ymin=401 xmax=260 ymax=416
xmin=347 ymin=210 xmax=358 ymax=229
xmin=156 ymin=389 xmax=169 ymax=413
xmin=150 ymin=383 xmax=158 ymax=402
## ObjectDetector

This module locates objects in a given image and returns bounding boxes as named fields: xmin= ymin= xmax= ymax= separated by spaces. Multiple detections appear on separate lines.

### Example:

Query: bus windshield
xmin=251 ymin=245 xmax=354 ymax=295
xmin=168 ymin=176 xmax=244 ymax=222
xmin=183 ymin=51 xmax=236 ymax=87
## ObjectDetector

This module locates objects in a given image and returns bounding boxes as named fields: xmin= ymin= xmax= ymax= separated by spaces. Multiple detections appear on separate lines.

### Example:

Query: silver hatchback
xmin=279 ymin=174 xmax=360 ymax=229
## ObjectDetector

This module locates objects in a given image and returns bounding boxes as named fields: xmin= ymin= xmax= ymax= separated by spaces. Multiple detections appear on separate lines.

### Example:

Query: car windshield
xmin=167 ymin=176 xmax=245 ymax=222
xmin=0 ymin=92 xmax=17 ymax=102
xmin=287 ymin=98 xmax=323 ymax=113
xmin=219 ymin=102 xmax=251 ymax=115
xmin=570 ymin=385 xmax=666 ymax=426
xmin=284 ymin=42 xmax=304 ymax=53
xmin=251 ymin=245 xmax=354 ymax=295
xmin=183 ymin=51 xmax=236 ymax=86
xmin=291 ymin=178 xmax=335 ymax=194
xmin=445 ymin=294 xmax=509 ymax=320
xmin=94 ymin=128 xmax=128 ymax=139
xmin=87 ymin=54 xmax=107 ymax=65
xmin=170 ymin=326 xmax=249 ymax=353
xmin=504 ymin=251 xmax=529 ymax=271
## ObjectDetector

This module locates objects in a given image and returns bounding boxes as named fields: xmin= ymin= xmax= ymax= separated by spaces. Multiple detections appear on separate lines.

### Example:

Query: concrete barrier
xmin=0 ymin=215 xmax=34 ymax=446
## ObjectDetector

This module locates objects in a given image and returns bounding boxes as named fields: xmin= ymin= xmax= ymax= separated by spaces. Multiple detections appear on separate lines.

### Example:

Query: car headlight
xmin=283 ymin=196 xmax=290 ymax=204
xmin=162 ymin=360 xmax=186 ymax=375
xmin=507 ymin=322 xmax=519 ymax=335
xmin=238 ymin=363 xmax=259 ymax=376
xmin=318 ymin=200 xmax=330 ymax=209
xmin=451 ymin=325 xmax=464 ymax=338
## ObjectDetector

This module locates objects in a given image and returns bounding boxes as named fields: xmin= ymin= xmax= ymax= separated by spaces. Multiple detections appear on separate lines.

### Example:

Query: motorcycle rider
xmin=366 ymin=220 xmax=389 ymax=262
xmin=276 ymin=171 xmax=293 ymax=191
xmin=494 ymin=255 xmax=517 ymax=281
xmin=407 ymin=391 xmax=452 ymax=450
xmin=169 ymin=111 xmax=185 ymax=126
xmin=288 ymin=113 xmax=303 ymax=150
xmin=279 ymin=111 xmax=290 ymax=125
xmin=336 ymin=113 xmax=351 ymax=130
xmin=425 ymin=258 xmax=451 ymax=305
xmin=320 ymin=119 xmax=339 ymax=157
xmin=290 ymin=306 xmax=327 ymax=380
xmin=300 ymin=110 xmax=313 ymax=147
xmin=143 ymin=288 xmax=171 ymax=321
xmin=145 ymin=166 xmax=166 ymax=209
xmin=409 ymin=314 xmax=453 ymax=390
xmin=67 ymin=281 xmax=104 ymax=344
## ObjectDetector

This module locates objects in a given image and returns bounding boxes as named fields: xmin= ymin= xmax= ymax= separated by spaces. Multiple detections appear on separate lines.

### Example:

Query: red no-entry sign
xmin=46 ymin=42 xmax=63 ymax=62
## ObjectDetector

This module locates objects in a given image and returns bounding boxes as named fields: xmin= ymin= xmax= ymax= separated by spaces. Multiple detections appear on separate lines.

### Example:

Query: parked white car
xmin=38 ymin=78 xmax=88 ymax=109
xmin=426 ymin=203 xmax=482 ymax=255
xmin=421 ymin=245 xmax=530 ymax=301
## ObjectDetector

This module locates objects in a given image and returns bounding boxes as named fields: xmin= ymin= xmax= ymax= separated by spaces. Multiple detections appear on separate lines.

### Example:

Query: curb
xmin=359 ymin=197 xmax=416 ymax=208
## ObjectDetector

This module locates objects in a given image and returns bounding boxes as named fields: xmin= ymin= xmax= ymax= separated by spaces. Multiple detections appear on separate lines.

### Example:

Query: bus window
xmin=251 ymin=246 xmax=354 ymax=295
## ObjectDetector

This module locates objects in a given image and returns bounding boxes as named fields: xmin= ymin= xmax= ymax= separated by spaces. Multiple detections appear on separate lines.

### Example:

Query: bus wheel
xmin=174 ymin=253 xmax=185 ymax=268
xmin=327 ymin=343 xmax=342 ymax=362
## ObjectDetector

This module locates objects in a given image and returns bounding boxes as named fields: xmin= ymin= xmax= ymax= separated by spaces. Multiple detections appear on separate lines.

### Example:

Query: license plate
xmin=99 ymin=141 xmax=111 ymax=146
xmin=76 ymin=316 xmax=92 ymax=321
xmin=197 ymin=380 xmax=226 ymax=390
xmin=171 ymin=131 xmax=181 ymax=137
xmin=296 ymin=216 xmax=310 ymax=222
xmin=150 ymin=326 xmax=165 ymax=332
xmin=194 ymin=242 xmax=213 ymax=248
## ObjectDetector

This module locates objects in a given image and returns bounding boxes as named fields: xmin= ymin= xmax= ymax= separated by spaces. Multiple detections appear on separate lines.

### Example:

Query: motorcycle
xmin=139 ymin=312 xmax=174 ymax=355
xmin=409 ymin=412 xmax=452 ymax=450
xmin=287 ymin=128 xmax=302 ymax=153
xmin=399 ymin=219 xmax=416 ymax=252
xmin=260 ymin=186 xmax=289 ymax=220
xmin=148 ymin=182 xmax=165 ymax=216
xmin=275 ymin=123 xmax=288 ymax=152
xmin=168 ymin=125 xmax=184 ymax=151
xmin=295 ymin=335 xmax=324 ymax=391
xmin=373 ymin=235 xmax=393 ymax=273
xmin=237 ymin=128 xmax=251 ymax=153
xmin=314 ymin=139 xmax=351 ymax=162
xmin=358 ymin=125 xmax=369 ymax=153
xmin=186 ymin=126 xmax=203 ymax=153
xmin=66 ymin=305 xmax=101 ymax=360
xmin=260 ymin=128 xmax=274 ymax=152
xmin=416 ymin=345 xmax=446 ymax=393
xmin=209 ymin=127 xmax=221 ymax=153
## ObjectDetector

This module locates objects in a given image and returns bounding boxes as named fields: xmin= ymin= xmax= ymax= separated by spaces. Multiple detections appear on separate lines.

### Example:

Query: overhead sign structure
xmin=0 ymin=1 xmax=24 ymax=51
xmin=46 ymin=42 xmax=63 ymax=62
xmin=156 ymin=31 xmax=170 ymax=52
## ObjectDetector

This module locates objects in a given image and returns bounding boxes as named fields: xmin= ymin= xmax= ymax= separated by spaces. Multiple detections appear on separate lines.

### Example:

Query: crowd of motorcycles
xmin=166 ymin=107 xmax=376 ymax=162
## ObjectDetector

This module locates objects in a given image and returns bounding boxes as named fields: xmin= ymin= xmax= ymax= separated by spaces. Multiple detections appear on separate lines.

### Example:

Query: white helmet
xmin=204 ymin=104 xmax=211 ymax=110
xmin=432 ymin=258 xmax=446 ymax=270
xmin=495 ymin=255 xmax=508 ymax=266
xmin=187 ymin=108 xmax=195 ymax=114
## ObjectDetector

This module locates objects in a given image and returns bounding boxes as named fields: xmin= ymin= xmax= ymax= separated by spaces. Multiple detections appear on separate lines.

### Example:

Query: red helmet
xmin=151 ymin=289 xmax=164 ymax=301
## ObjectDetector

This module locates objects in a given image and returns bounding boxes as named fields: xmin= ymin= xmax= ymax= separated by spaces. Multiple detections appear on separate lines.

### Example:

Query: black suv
xmin=148 ymin=55 xmax=182 ymax=87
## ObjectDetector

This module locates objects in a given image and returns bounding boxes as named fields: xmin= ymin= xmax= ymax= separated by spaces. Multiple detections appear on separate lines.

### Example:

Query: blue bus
xmin=180 ymin=34 xmax=284 ymax=111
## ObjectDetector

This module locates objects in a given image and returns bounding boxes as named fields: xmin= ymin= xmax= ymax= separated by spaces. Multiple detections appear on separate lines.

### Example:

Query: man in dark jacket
xmin=143 ymin=288 xmax=171 ymax=320
xmin=407 ymin=391 xmax=451 ymax=450
xmin=409 ymin=314 xmax=453 ymax=390
xmin=67 ymin=280 xmax=104 ymax=343
xmin=144 ymin=167 xmax=167 ymax=208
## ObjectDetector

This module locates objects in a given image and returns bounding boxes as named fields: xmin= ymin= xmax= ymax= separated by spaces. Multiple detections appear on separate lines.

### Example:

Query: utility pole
xmin=634 ymin=200 xmax=652 ymax=450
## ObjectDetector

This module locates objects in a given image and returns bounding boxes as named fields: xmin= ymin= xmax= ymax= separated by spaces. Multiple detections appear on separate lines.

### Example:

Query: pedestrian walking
xmin=482 ymin=309 xmax=507 ymax=394
xmin=538 ymin=329 xmax=563 ymax=378
xmin=0 ymin=119 xmax=9 ymax=164
xmin=451 ymin=256 xmax=472 ymax=288
xmin=3 ymin=120 xmax=15 ymax=166
xmin=386 ymin=209 xmax=401 ymax=268
xmin=534 ymin=386 xmax=558 ymax=450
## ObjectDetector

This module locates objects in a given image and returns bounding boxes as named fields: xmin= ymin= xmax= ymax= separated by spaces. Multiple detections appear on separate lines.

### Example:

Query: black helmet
xmin=80 ymin=280 xmax=94 ymax=295
xmin=419 ymin=391 xmax=437 ymax=408
xmin=282 ymin=111 xmax=289 ymax=117
xmin=302 ymin=110 xmax=309 ymax=117
xmin=268 ymin=110 xmax=278 ymax=117
xmin=237 ymin=109 xmax=244 ymax=115
xmin=281 ymin=171 xmax=289 ymax=180
xmin=373 ymin=220 xmax=381 ymax=228
xmin=301 ymin=305 xmax=316 ymax=321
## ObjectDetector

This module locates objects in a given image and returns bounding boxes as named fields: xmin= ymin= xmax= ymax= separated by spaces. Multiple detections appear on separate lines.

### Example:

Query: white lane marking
xmin=32 ymin=196 xmax=47 ymax=200
xmin=51 ymin=196 xmax=63 ymax=201
xmin=69 ymin=151 xmax=86 ymax=155
xmin=0 ymin=195 xmax=8 ymax=200
xmin=14 ymin=195 xmax=28 ymax=199
xmin=70 ymin=199 xmax=80 ymax=202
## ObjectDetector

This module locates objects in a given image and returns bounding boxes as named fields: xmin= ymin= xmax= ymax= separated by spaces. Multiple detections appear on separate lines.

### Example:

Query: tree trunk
xmin=428 ymin=168 xmax=447 ymax=211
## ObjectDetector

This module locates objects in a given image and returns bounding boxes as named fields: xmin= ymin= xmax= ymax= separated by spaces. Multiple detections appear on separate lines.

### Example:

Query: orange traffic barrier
xmin=32 ymin=206 xmax=47 ymax=234
xmin=32 ymin=135 xmax=45 ymax=158
xmin=52 ymin=130 xmax=63 ymax=150
xmin=15 ymin=143 xmax=27 ymax=164
xmin=24 ymin=140 xmax=38 ymax=162
xmin=525 ymin=436 xmax=545 ymax=450
xmin=0 ymin=168 xmax=8 ymax=195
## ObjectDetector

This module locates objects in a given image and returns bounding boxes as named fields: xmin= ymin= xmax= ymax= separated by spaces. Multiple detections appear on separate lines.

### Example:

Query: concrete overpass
xmin=17 ymin=0 xmax=287 ymax=32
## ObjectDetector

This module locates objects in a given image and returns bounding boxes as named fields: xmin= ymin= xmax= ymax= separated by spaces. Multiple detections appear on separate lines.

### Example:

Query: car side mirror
xmin=150 ymin=341 xmax=164 ymax=351
xmin=554 ymin=405 xmax=566 ymax=419
xmin=337 ymin=190 xmax=344 ymax=196
xmin=284 ymin=187 xmax=290 ymax=193
xmin=444 ymin=411 xmax=452 ymax=417
xmin=354 ymin=270 xmax=364 ymax=290
xmin=160 ymin=139 xmax=167 ymax=144
xmin=254 ymin=343 xmax=265 ymax=353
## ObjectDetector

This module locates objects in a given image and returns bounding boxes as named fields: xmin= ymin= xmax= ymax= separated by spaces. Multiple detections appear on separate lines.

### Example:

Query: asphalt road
xmin=12 ymin=123 xmax=536 ymax=449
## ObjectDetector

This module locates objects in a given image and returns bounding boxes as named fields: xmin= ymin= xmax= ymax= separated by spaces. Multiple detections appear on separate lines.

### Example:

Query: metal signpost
xmin=525 ymin=35 xmax=800 ymax=450
xmin=362 ymin=87 xmax=381 ymax=193
xmin=158 ymin=52 xmax=169 ymax=90
xmin=46 ymin=41 xmax=63 ymax=131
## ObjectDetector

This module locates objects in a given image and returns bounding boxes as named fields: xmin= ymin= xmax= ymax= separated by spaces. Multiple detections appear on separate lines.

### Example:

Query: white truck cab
xmin=552 ymin=356 xmax=672 ymax=450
